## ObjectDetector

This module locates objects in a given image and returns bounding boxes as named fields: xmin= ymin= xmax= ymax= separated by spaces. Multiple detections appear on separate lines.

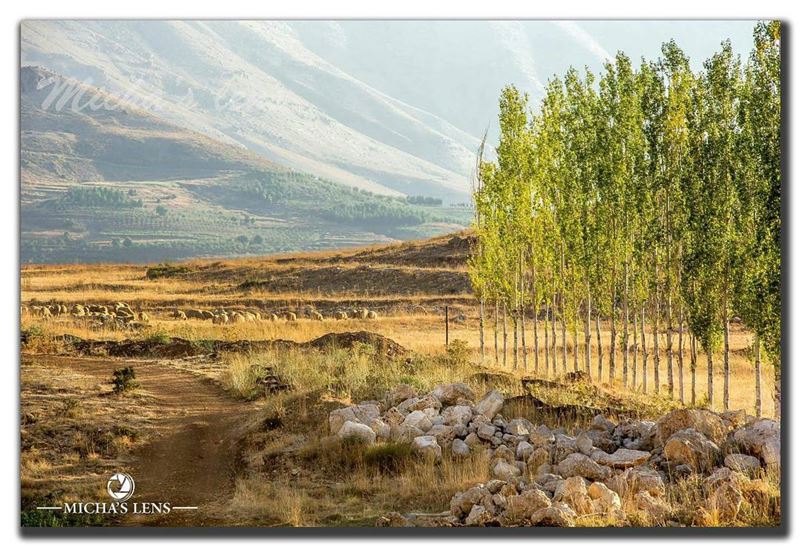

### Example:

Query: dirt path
xmin=49 ymin=356 xmax=259 ymax=526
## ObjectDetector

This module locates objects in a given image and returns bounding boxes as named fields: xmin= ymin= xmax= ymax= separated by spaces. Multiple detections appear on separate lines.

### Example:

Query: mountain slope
xmin=21 ymin=20 xmax=479 ymax=201
xmin=20 ymin=66 xmax=471 ymax=264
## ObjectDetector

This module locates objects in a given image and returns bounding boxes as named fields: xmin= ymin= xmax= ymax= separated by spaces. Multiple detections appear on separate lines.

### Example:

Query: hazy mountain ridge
xmin=21 ymin=20 xmax=481 ymax=200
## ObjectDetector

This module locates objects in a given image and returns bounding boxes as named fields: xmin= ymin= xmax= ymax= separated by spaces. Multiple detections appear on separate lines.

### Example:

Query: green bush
xmin=112 ymin=367 xmax=138 ymax=394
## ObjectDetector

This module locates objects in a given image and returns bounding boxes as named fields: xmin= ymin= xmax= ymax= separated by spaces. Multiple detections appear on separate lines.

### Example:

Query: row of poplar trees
xmin=468 ymin=22 xmax=781 ymax=418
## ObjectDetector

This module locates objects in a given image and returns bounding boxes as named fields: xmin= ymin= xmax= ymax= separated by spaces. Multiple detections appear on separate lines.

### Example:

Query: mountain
xmin=21 ymin=20 xmax=757 ymax=202
xmin=21 ymin=20 xmax=483 ymax=201
xmin=20 ymin=66 xmax=471 ymax=264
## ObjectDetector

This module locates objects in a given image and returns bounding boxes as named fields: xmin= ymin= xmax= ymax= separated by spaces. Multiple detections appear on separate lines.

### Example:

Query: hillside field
xmin=20 ymin=232 xmax=779 ymax=527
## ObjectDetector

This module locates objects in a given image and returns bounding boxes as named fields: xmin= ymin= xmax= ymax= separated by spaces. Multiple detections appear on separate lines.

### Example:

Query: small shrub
xmin=145 ymin=263 xmax=191 ymax=280
xmin=60 ymin=398 xmax=81 ymax=418
xmin=446 ymin=339 xmax=470 ymax=365
xmin=146 ymin=331 xmax=172 ymax=345
xmin=111 ymin=367 xmax=138 ymax=394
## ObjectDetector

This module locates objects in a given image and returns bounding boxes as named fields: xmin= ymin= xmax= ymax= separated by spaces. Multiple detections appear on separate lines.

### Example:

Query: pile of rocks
xmin=329 ymin=384 xmax=780 ymax=527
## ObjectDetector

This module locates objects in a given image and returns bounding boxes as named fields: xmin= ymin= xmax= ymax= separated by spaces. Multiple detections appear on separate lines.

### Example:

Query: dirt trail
xmin=52 ymin=356 xmax=258 ymax=526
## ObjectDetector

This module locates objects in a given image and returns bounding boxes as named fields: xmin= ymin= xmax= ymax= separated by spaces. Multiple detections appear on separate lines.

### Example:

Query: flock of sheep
xmin=23 ymin=302 xmax=148 ymax=324
xmin=23 ymin=302 xmax=379 ymax=327
xmin=172 ymin=307 xmax=379 ymax=324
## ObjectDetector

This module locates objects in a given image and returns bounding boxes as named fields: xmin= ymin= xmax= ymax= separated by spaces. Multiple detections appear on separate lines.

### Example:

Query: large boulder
xmin=328 ymin=403 xmax=381 ymax=435
xmin=516 ymin=441 xmax=534 ymax=461
xmin=553 ymin=476 xmax=593 ymax=515
xmin=663 ymin=428 xmax=720 ymax=472
xmin=402 ymin=410 xmax=433 ymax=432
xmin=724 ymin=453 xmax=762 ymax=474
xmin=530 ymin=503 xmax=577 ymax=527
xmin=502 ymin=489 xmax=551 ymax=525
xmin=576 ymin=432 xmax=593 ymax=455
xmin=383 ymin=407 xmax=406 ymax=426
xmin=492 ymin=444 xmax=516 ymax=464
xmin=387 ymin=384 xmax=417 ymax=406
xmin=587 ymin=481 xmax=621 ymax=514
xmin=431 ymin=383 xmax=475 ymax=405
xmin=492 ymin=460 xmax=522 ymax=481
xmin=441 ymin=405 xmax=473 ymax=427
xmin=553 ymin=434 xmax=579 ymax=462
xmin=708 ymin=482 xmax=744 ymax=522
xmin=613 ymin=420 xmax=656 ymax=451
xmin=389 ymin=424 xmax=425 ymax=442
xmin=336 ymin=420 xmax=377 ymax=444
xmin=427 ymin=424 xmax=456 ymax=445
xmin=606 ymin=466 xmax=666 ymax=498
xmin=450 ymin=485 xmax=489 ymax=518
xmin=732 ymin=419 xmax=780 ymax=468
xmin=704 ymin=466 xmax=750 ymax=492
xmin=398 ymin=394 xmax=442 ymax=413
xmin=367 ymin=418 xmax=391 ymax=440
xmin=593 ymin=448 xmax=651 ymax=469
xmin=654 ymin=408 xmax=726 ymax=446
xmin=464 ymin=504 xmax=495 ymax=526
xmin=474 ymin=390 xmax=504 ymax=420
xmin=527 ymin=447 xmax=551 ymax=471
xmin=412 ymin=435 xmax=443 ymax=461
xmin=477 ymin=423 xmax=497 ymax=441
xmin=452 ymin=438 xmax=471 ymax=457
xmin=506 ymin=418 xmax=533 ymax=437
xmin=634 ymin=491 xmax=671 ymax=524
xmin=529 ymin=424 xmax=555 ymax=448
xmin=557 ymin=453 xmax=611 ymax=481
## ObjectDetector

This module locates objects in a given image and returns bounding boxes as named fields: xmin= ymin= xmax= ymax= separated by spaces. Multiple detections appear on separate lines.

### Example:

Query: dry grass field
xmin=20 ymin=232 xmax=780 ymax=527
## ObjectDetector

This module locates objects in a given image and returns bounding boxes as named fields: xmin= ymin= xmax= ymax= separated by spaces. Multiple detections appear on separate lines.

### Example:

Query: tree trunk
xmin=544 ymin=303 xmax=550 ymax=376
xmin=723 ymin=314 xmax=730 ymax=411
xmin=513 ymin=314 xmax=519 ymax=370
xmin=503 ymin=303 xmax=508 ymax=368
xmin=632 ymin=307 xmax=639 ymax=391
xmin=622 ymin=261 xmax=629 ymax=388
xmin=533 ymin=301 xmax=540 ymax=375
xmin=494 ymin=301 xmax=499 ymax=366
xmin=666 ymin=294 xmax=674 ymax=399
xmin=641 ymin=305 xmax=648 ymax=394
xmin=610 ymin=289 xmax=617 ymax=384
xmin=479 ymin=298 xmax=485 ymax=363
xmin=551 ymin=292 xmax=558 ymax=376
xmin=521 ymin=307 xmax=528 ymax=371
xmin=677 ymin=307 xmax=685 ymax=404
xmin=690 ymin=332 xmax=697 ymax=406
xmin=561 ymin=312 xmax=568 ymax=374
xmin=585 ymin=294 xmax=592 ymax=380
xmin=707 ymin=347 xmax=714 ymax=407
xmin=754 ymin=332 xmax=762 ymax=418
xmin=596 ymin=312 xmax=603 ymax=382
xmin=573 ymin=321 xmax=579 ymax=372
xmin=774 ymin=363 xmax=781 ymax=418
xmin=653 ymin=295 xmax=660 ymax=395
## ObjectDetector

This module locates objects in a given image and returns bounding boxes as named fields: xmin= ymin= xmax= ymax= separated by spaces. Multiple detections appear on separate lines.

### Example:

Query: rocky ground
xmin=329 ymin=383 xmax=781 ymax=527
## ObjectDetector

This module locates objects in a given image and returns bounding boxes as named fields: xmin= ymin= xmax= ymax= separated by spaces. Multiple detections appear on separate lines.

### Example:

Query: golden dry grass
xmin=21 ymin=307 xmax=775 ymax=418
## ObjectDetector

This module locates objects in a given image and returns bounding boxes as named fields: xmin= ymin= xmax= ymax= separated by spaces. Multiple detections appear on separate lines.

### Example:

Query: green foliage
xmin=471 ymin=23 xmax=781 ymax=391
xmin=57 ymin=186 xmax=143 ymax=208
xmin=405 ymin=195 xmax=443 ymax=206
xmin=145 ymin=263 xmax=191 ymax=279
xmin=111 ymin=366 xmax=138 ymax=394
